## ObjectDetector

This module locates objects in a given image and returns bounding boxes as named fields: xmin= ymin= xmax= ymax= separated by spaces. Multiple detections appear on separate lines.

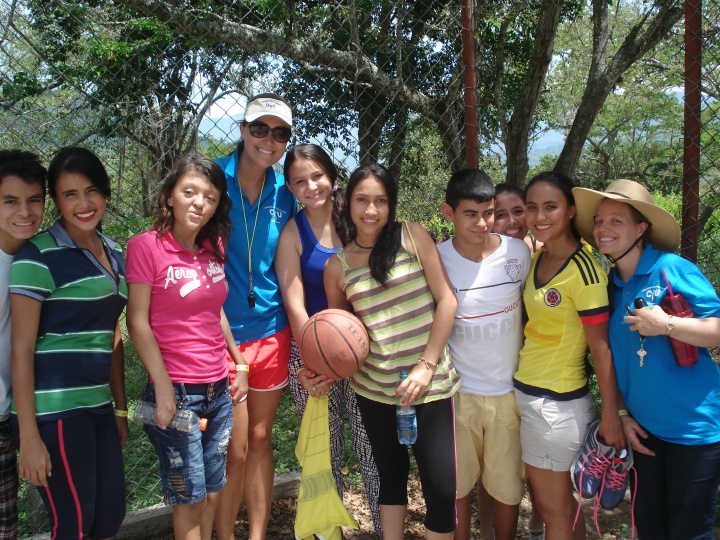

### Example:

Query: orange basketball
xmin=299 ymin=309 xmax=370 ymax=380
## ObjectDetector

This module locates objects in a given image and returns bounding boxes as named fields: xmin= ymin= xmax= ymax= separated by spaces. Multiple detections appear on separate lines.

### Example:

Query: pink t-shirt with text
xmin=126 ymin=230 xmax=229 ymax=384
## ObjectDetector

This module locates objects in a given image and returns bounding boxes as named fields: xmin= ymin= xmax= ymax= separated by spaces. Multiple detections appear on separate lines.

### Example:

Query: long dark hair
xmin=344 ymin=163 xmax=401 ymax=286
xmin=48 ymin=147 xmax=111 ymax=200
xmin=284 ymin=144 xmax=348 ymax=243
xmin=234 ymin=92 xmax=292 ymax=156
xmin=524 ymin=171 xmax=581 ymax=241
xmin=48 ymin=147 xmax=111 ymax=231
xmin=154 ymin=155 xmax=232 ymax=263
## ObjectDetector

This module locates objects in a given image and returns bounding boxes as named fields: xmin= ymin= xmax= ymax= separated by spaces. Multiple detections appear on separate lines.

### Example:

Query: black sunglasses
xmin=246 ymin=120 xmax=292 ymax=143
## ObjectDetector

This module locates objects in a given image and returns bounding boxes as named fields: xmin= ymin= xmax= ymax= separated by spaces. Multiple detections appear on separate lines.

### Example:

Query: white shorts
xmin=514 ymin=389 xmax=594 ymax=472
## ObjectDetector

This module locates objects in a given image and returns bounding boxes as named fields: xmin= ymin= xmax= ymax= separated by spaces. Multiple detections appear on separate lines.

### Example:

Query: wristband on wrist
xmin=417 ymin=357 xmax=438 ymax=370
xmin=114 ymin=408 xmax=129 ymax=418
xmin=235 ymin=364 xmax=250 ymax=373
xmin=618 ymin=409 xmax=630 ymax=417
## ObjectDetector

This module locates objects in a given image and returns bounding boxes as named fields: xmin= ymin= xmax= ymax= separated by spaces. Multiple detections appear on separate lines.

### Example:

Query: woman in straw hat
xmin=574 ymin=179 xmax=720 ymax=539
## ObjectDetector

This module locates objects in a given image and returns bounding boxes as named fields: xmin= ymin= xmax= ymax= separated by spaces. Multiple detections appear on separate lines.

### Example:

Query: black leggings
xmin=356 ymin=394 xmax=457 ymax=533
xmin=288 ymin=340 xmax=382 ymax=535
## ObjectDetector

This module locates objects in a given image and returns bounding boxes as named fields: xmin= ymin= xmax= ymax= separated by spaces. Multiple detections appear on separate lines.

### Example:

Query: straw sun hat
xmin=572 ymin=179 xmax=681 ymax=253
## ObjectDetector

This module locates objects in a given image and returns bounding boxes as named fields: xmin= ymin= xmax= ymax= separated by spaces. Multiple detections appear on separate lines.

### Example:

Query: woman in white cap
xmin=213 ymin=93 xmax=297 ymax=540
xmin=574 ymin=179 xmax=720 ymax=539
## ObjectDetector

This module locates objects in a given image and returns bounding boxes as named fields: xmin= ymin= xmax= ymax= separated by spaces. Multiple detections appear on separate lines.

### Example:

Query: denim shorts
xmin=143 ymin=378 xmax=233 ymax=505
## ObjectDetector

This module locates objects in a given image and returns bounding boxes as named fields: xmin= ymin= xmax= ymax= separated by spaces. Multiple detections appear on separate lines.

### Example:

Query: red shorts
xmin=227 ymin=326 xmax=292 ymax=391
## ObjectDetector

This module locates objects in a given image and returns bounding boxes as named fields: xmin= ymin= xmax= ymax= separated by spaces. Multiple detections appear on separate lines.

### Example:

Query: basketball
xmin=299 ymin=309 xmax=370 ymax=380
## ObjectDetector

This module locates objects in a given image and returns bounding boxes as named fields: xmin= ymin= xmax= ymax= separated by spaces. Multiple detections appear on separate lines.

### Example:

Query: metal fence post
xmin=461 ymin=0 xmax=478 ymax=169
xmin=683 ymin=0 xmax=702 ymax=261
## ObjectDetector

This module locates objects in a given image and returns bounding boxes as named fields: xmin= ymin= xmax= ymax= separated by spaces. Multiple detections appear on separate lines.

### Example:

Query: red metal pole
xmin=682 ymin=0 xmax=701 ymax=261
xmin=461 ymin=0 xmax=479 ymax=169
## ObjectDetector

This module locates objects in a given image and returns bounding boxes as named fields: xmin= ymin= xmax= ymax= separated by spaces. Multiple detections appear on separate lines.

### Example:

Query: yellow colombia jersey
xmin=515 ymin=245 xmax=608 ymax=396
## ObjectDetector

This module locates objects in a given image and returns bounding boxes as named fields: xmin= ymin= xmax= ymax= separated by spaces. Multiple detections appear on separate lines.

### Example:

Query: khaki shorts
xmin=515 ymin=389 xmax=594 ymax=472
xmin=454 ymin=392 xmax=524 ymax=504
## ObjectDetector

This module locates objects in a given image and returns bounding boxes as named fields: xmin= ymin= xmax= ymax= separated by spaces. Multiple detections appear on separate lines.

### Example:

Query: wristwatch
xmin=665 ymin=314 xmax=675 ymax=336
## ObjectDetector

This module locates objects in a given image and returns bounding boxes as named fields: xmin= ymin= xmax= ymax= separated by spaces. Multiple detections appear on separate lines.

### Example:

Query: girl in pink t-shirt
xmin=126 ymin=155 xmax=248 ymax=540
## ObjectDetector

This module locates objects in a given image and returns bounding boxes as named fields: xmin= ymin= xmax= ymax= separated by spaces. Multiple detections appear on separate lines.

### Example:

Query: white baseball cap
xmin=244 ymin=96 xmax=293 ymax=126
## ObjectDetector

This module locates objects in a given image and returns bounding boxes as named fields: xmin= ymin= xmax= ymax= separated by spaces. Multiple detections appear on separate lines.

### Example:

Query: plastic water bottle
xmin=133 ymin=400 xmax=206 ymax=432
xmin=396 ymin=370 xmax=417 ymax=445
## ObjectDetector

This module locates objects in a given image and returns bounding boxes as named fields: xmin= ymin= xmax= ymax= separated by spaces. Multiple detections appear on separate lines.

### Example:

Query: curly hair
xmin=154 ymin=155 xmax=232 ymax=263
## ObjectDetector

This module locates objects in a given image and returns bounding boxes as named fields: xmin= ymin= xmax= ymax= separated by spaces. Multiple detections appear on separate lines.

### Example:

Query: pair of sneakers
xmin=571 ymin=420 xmax=634 ymax=510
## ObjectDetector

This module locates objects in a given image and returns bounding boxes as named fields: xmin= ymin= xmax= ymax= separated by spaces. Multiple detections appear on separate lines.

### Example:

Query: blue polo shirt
xmin=9 ymin=221 xmax=127 ymax=419
xmin=215 ymin=149 xmax=297 ymax=343
xmin=609 ymin=244 xmax=720 ymax=444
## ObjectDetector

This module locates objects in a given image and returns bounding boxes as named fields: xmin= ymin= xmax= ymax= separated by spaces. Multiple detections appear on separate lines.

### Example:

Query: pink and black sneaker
xmin=571 ymin=420 xmax=615 ymax=499
xmin=599 ymin=444 xmax=634 ymax=510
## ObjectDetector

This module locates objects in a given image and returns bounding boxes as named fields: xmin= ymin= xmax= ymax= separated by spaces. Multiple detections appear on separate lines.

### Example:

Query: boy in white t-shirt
xmin=0 ymin=150 xmax=46 ymax=539
xmin=437 ymin=169 xmax=530 ymax=540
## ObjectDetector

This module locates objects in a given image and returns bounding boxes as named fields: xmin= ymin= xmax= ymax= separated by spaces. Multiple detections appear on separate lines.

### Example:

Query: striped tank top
xmin=339 ymin=227 xmax=461 ymax=404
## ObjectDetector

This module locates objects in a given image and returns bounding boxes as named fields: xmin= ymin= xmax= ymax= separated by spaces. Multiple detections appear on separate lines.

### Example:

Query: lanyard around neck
xmin=239 ymin=172 xmax=266 ymax=308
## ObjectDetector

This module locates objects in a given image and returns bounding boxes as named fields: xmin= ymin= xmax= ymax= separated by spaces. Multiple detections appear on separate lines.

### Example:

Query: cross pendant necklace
xmin=638 ymin=336 xmax=647 ymax=367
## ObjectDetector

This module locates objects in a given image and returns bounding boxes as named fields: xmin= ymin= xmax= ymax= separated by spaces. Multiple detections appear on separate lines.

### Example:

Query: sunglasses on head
xmin=246 ymin=120 xmax=292 ymax=143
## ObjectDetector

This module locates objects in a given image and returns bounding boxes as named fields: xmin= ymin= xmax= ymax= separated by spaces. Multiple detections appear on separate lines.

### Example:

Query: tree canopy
xmin=0 ymin=0 xmax=688 ymax=190
xmin=104 ymin=0 xmax=682 ymax=184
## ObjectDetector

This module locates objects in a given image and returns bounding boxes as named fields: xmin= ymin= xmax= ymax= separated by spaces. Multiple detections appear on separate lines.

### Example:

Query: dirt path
xmin=231 ymin=474 xmax=636 ymax=539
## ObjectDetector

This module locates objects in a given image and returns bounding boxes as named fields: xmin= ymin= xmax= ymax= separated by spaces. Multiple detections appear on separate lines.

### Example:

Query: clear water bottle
xmin=133 ymin=400 xmax=205 ymax=432
xmin=396 ymin=370 xmax=417 ymax=445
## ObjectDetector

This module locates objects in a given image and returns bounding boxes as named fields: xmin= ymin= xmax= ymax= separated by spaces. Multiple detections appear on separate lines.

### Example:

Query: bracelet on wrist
xmin=665 ymin=314 xmax=675 ymax=336
xmin=417 ymin=357 xmax=438 ymax=370
xmin=235 ymin=364 xmax=250 ymax=373
xmin=114 ymin=408 xmax=129 ymax=418
xmin=618 ymin=409 xmax=630 ymax=417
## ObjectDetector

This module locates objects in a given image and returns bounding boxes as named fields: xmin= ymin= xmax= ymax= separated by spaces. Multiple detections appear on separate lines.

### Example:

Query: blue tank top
xmin=296 ymin=209 xmax=339 ymax=316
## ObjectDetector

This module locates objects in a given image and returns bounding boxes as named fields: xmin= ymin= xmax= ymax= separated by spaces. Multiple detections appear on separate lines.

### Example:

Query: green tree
xmin=553 ymin=0 xmax=682 ymax=178
xmin=0 ymin=0 xmax=686 ymax=190
xmin=546 ymin=1 xmax=685 ymax=187
xmin=108 ymin=0 xmax=681 ymax=185
xmin=4 ymin=0 xmax=261 ymax=214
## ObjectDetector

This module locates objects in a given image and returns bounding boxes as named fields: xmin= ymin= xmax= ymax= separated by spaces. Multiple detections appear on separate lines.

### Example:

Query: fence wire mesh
xmin=693 ymin=1 xmax=720 ymax=285
xmin=0 ymin=0 xmax=717 ymax=535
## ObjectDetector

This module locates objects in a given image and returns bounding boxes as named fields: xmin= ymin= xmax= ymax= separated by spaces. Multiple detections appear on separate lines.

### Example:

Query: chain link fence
xmin=1 ymin=0 xmax=464 ymax=534
xmin=0 ymin=0 xmax=718 ymax=535
xmin=690 ymin=0 xmax=720 ymax=286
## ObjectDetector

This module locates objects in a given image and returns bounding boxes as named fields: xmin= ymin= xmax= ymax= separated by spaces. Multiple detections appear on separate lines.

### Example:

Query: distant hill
xmin=528 ymin=130 xmax=565 ymax=166
xmin=199 ymin=115 xmax=242 ymax=142
xmin=199 ymin=113 xmax=567 ymax=168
